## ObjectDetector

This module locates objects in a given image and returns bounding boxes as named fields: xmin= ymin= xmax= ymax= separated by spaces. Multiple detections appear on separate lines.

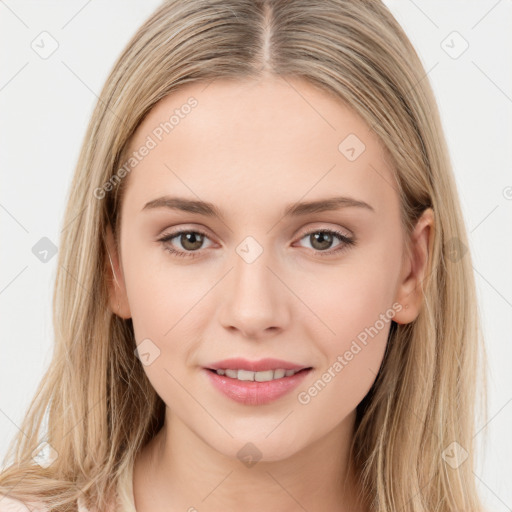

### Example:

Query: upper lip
xmin=206 ymin=358 xmax=311 ymax=372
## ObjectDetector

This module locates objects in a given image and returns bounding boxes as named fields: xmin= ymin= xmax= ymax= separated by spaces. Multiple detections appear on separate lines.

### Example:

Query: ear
xmin=105 ymin=224 xmax=132 ymax=319
xmin=393 ymin=207 xmax=434 ymax=325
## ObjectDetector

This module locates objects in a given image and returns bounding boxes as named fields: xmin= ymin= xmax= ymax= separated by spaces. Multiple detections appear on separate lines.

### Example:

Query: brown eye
xmin=309 ymin=231 xmax=335 ymax=251
xmin=158 ymin=230 xmax=212 ymax=258
xmin=297 ymin=229 xmax=355 ymax=256
xmin=177 ymin=232 xmax=204 ymax=251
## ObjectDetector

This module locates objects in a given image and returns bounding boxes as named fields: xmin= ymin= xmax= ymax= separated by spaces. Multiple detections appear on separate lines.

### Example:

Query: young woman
xmin=0 ymin=1 xmax=488 ymax=511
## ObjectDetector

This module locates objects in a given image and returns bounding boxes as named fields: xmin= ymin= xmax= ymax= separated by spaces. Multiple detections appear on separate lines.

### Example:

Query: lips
xmin=203 ymin=357 xmax=313 ymax=405
xmin=206 ymin=357 xmax=310 ymax=372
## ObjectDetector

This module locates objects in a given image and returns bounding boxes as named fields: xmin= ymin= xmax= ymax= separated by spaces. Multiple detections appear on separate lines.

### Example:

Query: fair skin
xmin=106 ymin=75 xmax=433 ymax=512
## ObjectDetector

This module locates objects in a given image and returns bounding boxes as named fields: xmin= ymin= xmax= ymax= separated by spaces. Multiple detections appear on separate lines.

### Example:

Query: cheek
xmin=298 ymin=258 xmax=397 ymax=344
xmin=122 ymin=239 xmax=205 ymax=340
xmin=122 ymin=251 xmax=215 ymax=396
xmin=122 ymin=257 xmax=206 ymax=410
xmin=294 ymin=273 xmax=392 ymax=430
xmin=293 ymin=258 xmax=396 ymax=402
xmin=293 ymin=226 xmax=402 ymax=334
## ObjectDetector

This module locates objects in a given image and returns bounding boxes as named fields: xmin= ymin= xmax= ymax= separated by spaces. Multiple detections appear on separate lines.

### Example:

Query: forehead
xmin=121 ymin=76 xmax=397 ymax=217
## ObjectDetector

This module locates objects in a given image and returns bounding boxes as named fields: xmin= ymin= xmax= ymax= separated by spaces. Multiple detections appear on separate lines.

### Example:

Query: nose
xmin=217 ymin=245 xmax=291 ymax=340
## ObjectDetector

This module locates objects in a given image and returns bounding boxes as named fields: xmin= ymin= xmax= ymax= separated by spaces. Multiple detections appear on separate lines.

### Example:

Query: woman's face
xmin=107 ymin=76 xmax=426 ymax=461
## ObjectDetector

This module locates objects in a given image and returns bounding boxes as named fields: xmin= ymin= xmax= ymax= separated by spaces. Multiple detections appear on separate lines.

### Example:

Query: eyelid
xmin=158 ymin=222 xmax=353 ymax=241
xmin=297 ymin=223 xmax=353 ymax=239
xmin=157 ymin=224 xmax=214 ymax=242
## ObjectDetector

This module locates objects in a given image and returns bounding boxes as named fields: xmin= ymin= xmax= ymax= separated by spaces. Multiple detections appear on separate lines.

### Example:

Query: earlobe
xmin=105 ymin=224 xmax=132 ymax=319
xmin=393 ymin=208 xmax=434 ymax=325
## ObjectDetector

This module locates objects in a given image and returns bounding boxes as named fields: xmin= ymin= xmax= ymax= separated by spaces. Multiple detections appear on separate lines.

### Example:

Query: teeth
xmin=254 ymin=370 xmax=274 ymax=382
xmin=273 ymin=369 xmax=286 ymax=379
xmin=238 ymin=369 xmax=256 ymax=381
xmin=215 ymin=368 xmax=304 ymax=381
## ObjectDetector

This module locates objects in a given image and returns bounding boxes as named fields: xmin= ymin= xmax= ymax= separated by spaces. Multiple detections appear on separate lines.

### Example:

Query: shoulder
xmin=0 ymin=494 xmax=92 ymax=512
xmin=0 ymin=493 xmax=112 ymax=512
xmin=0 ymin=494 xmax=48 ymax=512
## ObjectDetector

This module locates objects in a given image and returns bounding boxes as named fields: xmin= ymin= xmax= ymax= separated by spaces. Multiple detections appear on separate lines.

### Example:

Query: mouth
xmin=205 ymin=367 xmax=312 ymax=382
xmin=203 ymin=358 xmax=313 ymax=405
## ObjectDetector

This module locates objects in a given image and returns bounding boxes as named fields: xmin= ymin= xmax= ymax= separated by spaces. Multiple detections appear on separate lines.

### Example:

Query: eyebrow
xmin=141 ymin=195 xmax=375 ymax=219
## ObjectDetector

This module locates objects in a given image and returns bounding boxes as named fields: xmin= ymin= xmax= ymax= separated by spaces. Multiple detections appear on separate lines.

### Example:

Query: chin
xmin=205 ymin=432 xmax=304 ymax=465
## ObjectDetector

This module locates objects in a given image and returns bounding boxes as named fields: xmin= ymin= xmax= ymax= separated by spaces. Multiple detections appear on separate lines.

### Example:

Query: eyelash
xmin=158 ymin=228 xmax=356 ymax=259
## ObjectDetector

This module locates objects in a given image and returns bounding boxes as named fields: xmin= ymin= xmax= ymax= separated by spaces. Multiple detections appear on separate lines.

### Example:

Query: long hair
xmin=0 ymin=1 xmax=488 ymax=510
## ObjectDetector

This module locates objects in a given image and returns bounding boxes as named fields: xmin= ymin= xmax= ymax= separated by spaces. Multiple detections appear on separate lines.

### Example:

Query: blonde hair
xmin=0 ymin=1 xmax=488 ymax=510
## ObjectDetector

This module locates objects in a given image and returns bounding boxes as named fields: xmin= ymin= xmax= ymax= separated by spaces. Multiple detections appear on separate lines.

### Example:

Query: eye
xmin=157 ymin=227 xmax=356 ymax=259
xmin=157 ymin=229 xmax=213 ymax=259
xmin=296 ymin=228 xmax=355 ymax=257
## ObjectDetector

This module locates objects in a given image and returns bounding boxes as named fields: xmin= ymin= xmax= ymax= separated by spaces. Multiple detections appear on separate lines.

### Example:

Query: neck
xmin=133 ymin=408 xmax=367 ymax=512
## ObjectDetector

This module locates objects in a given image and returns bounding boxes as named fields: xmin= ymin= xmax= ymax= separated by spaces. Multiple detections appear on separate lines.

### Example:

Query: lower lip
xmin=204 ymin=368 xmax=312 ymax=405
